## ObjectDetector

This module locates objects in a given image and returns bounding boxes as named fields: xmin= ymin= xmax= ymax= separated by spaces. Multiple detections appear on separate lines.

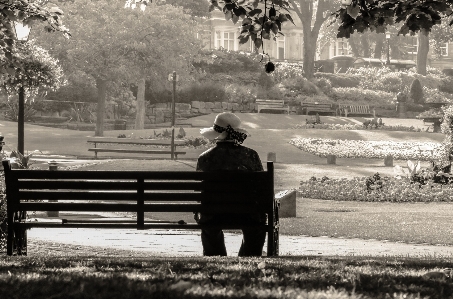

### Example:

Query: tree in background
xmin=0 ymin=40 xmax=63 ymax=126
xmin=0 ymin=0 xmax=70 ymax=75
xmin=35 ymin=0 xmax=201 ymax=135
xmin=336 ymin=0 xmax=453 ymax=75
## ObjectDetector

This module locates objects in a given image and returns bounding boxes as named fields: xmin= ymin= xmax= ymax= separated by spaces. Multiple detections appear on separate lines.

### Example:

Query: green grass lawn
xmin=1 ymin=255 xmax=452 ymax=299
xmin=74 ymin=159 xmax=453 ymax=246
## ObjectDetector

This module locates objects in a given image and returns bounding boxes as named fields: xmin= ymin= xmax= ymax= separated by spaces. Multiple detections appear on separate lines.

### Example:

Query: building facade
xmin=203 ymin=10 xmax=453 ymax=71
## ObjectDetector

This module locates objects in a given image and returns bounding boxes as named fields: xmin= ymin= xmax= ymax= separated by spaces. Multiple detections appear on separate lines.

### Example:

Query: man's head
xmin=200 ymin=112 xmax=249 ymax=144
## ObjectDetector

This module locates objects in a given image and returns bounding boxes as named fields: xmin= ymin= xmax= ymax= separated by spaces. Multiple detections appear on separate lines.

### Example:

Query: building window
xmin=277 ymin=37 xmax=285 ymax=59
xmin=215 ymin=31 xmax=236 ymax=51
xmin=330 ymin=39 xmax=351 ymax=57
xmin=440 ymin=43 xmax=449 ymax=56
xmin=406 ymin=37 xmax=418 ymax=55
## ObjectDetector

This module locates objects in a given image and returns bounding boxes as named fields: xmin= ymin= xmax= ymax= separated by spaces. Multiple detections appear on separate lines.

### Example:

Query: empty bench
xmin=3 ymin=160 xmax=280 ymax=256
xmin=338 ymin=104 xmax=375 ymax=117
xmin=300 ymin=102 xmax=336 ymax=116
xmin=256 ymin=99 xmax=290 ymax=114
xmin=87 ymin=137 xmax=186 ymax=159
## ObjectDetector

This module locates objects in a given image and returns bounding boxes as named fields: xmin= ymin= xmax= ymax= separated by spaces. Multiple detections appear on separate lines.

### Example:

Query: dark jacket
xmin=196 ymin=141 xmax=263 ymax=172
xmin=195 ymin=141 xmax=264 ymax=224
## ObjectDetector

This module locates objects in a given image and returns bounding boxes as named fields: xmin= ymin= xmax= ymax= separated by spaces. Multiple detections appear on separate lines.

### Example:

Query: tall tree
xmin=287 ymin=0 xmax=340 ymax=79
xmin=0 ymin=0 xmax=69 ymax=74
xmin=336 ymin=0 xmax=453 ymax=75
xmin=36 ymin=0 xmax=201 ymax=135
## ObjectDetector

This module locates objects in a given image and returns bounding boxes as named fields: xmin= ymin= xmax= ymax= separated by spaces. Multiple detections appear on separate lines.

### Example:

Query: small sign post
xmin=168 ymin=71 xmax=177 ymax=160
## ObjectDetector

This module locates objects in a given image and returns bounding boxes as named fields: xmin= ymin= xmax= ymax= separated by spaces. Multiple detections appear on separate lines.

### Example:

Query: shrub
xmin=299 ymin=175 xmax=453 ymax=202
xmin=224 ymin=84 xmax=257 ymax=103
xmin=281 ymin=77 xmax=318 ymax=96
xmin=312 ymin=77 xmax=332 ymax=95
xmin=314 ymin=72 xmax=360 ymax=88
xmin=423 ymin=87 xmax=453 ymax=103
xmin=409 ymin=78 xmax=424 ymax=103
xmin=173 ymin=83 xmax=226 ymax=103
xmin=439 ymin=77 xmax=453 ymax=94
xmin=271 ymin=62 xmax=304 ymax=82
xmin=0 ymin=175 xmax=5 ymax=250
xmin=330 ymin=87 xmax=395 ymax=105
xmin=405 ymin=102 xmax=426 ymax=112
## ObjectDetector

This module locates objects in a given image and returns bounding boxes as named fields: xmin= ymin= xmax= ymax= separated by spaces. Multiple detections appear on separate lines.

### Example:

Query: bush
xmin=439 ymin=77 xmax=453 ymax=94
xmin=271 ymin=62 xmax=304 ymax=82
xmin=224 ymin=84 xmax=257 ymax=103
xmin=330 ymin=87 xmax=395 ymax=105
xmin=405 ymin=102 xmax=426 ymax=112
xmin=183 ymin=83 xmax=226 ymax=103
xmin=312 ymin=77 xmax=332 ymax=95
xmin=299 ymin=175 xmax=453 ymax=202
xmin=281 ymin=77 xmax=318 ymax=96
xmin=314 ymin=72 xmax=360 ymax=88
xmin=0 ymin=175 xmax=5 ymax=251
xmin=423 ymin=87 xmax=453 ymax=103
xmin=409 ymin=78 xmax=424 ymax=103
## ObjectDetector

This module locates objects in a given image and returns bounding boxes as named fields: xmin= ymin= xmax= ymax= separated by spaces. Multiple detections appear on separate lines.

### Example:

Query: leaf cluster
xmin=209 ymin=0 xmax=294 ymax=50
xmin=336 ymin=0 xmax=453 ymax=38
xmin=0 ymin=0 xmax=70 ymax=74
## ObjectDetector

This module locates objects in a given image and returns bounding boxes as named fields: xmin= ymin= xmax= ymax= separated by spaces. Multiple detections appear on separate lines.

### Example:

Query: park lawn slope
xmin=1 ymin=255 xmax=452 ymax=299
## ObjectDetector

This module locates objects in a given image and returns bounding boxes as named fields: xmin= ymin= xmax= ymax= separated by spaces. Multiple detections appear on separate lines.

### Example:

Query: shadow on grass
xmin=1 ymin=255 xmax=452 ymax=299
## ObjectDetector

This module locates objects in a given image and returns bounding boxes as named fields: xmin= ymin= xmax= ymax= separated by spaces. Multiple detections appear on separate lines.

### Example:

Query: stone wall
xmin=146 ymin=101 xmax=257 ymax=124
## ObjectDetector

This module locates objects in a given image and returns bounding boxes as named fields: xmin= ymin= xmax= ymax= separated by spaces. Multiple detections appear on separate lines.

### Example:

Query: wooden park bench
xmin=256 ymin=99 xmax=290 ymax=114
xmin=300 ymin=102 xmax=336 ymax=116
xmin=3 ymin=160 xmax=281 ymax=257
xmin=338 ymin=104 xmax=375 ymax=117
xmin=87 ymin=137 xmax=187 ymax=159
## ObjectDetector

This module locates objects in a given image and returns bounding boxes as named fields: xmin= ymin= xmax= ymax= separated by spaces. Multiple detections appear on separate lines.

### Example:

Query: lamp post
xmin=385 ymin=33 xmax=391 ymax=65
xmin=12 ymin=21 xmax=31 ymax=155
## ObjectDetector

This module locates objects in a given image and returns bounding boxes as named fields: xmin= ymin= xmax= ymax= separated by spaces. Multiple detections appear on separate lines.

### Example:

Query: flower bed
xmin=299 ymin=176 xmax=453 ymax=202
xmin=291 ymin=123 xmax=423 ymax=132
xmin=289 ymin=138 xmax=442 ymax=161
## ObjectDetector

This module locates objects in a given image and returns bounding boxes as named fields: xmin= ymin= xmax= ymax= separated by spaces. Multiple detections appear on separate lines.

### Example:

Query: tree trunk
xmin=374 ymin=34 xmax=385 ymax=59
xmin=135 ymin=78 xmax=146 ymax=130
xmin=361 ymin=34 xmax=370 ymax=57
xmin=349 ymin=37 xmax=360 ymax=57
xmin=95 ymin=78 xmax=107 ymax=137
xmin=417 ymin=29 xmax=429 ymax=75
xmin=303 ymin=34 xmax=317 ymax=79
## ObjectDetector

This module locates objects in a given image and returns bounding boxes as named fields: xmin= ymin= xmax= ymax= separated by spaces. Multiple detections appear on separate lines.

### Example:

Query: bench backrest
xmin=338 ymin=104 xmax=370 ymax=113
xmin=256 ymin=99 xmax=285 ymax=106
xmin=301 ymin=102 xmax=332 ymax=108
xmin=3 ymin=160 xmax=275 ymax=228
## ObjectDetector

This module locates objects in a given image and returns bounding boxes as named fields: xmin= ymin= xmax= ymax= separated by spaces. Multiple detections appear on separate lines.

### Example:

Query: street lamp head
xmin=341 ymin=0 xmax=353 ymax=6
xmin=13 ymin=21 xmax=31 ymax=42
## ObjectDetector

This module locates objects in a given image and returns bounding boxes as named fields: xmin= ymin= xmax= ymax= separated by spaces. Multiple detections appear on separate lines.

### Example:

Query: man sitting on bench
xmin=196 ymin=112 xmax=266 ymax=256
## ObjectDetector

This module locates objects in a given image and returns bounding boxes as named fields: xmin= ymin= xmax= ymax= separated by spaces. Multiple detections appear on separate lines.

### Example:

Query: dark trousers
xmin=200 ymin=227 xmax=266 ymax=256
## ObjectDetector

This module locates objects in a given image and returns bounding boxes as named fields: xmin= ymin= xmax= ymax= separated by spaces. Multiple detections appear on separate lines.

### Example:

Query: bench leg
xmin=13 ymin=227 xmax=27 ymax=256
xmin=6 ymin=211 xmax=13 ymax=256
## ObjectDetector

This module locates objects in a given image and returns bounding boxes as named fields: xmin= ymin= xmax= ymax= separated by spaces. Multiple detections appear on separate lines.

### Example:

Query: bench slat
xmin=12 ymin=170 xmax=270 ymax=181
xmin=18 ymin=202 xmax=267 ymax=213
xmin=16 ymin=190 xmax=266 ymax=201
xmin=18 ymin=180 xmax=265 ymax=193
xmin=87 ymin=138 xmax=186 ymax=146
xmin=88 ymin=148 xmax=186 ymax=155
xmin=14 ymin=222 xmax=267 ymax=230
xmin=18 ymin=180 xmax=203 ymax=190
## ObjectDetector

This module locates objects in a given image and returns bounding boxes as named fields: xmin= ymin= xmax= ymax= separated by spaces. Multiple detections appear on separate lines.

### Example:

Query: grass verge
xmin=1 ymin=255 xmax=452 ymax=299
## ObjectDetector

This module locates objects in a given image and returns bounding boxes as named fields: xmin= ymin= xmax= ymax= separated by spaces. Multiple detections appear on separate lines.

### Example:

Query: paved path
xmin=27 ymin=226 xmax=453 ymax=258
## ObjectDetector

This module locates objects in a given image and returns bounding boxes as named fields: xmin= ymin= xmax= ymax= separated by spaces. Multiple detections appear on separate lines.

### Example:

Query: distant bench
xmin=87 ymin=137 xmax=186 ymax=159
xmin=338 ymin=104 xmax=375 ymax=117
xmin=3 ymin=160 xmax=281 ymax=257
xmin=256 ymin=99 xmax=290 ymax=114
xmin=300 ymin=102 xmax=336 ymax=116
